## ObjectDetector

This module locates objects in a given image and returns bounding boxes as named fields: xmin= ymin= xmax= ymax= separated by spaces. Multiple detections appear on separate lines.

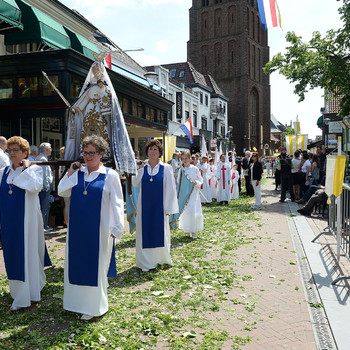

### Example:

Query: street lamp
xmin=144 ymin=71 xmax=159 ymax=90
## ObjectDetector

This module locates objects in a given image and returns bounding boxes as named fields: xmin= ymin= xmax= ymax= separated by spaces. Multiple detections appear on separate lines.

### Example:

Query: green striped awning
xmin=64 ymin=27 xmax=99 ymax=60
xmin=5 ymin=0 xmax=70 ymax=49
xmin=0 ymin=0 xmax=23 ymax=32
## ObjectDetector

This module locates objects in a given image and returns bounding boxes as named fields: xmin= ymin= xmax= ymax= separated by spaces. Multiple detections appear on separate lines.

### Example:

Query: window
xmin=201 ymin=118 xmax=207 ymax=130
xmin=205 ymin=95 xmax=209 ymax=106
xmin=169 ymin=69 xmax=176 ymax=78
xmin=200 ymin=93 xmax=203 ymax=104
xmin=193 ymin=110 xmax=197 ymax=128
xmin=251 ymin=90 xmax=257 ymax=137
xmin=179 ymin=70 xmax=185 ymax=78
xmin=0 ymin=79 xmax=13 ymax=99
xmin=122 ymin=97 xmax=131 ymax=114
xmin=221 ymin=125 xmax=225 ymax=136
xmin=137 ymin=102 xmax=145 ymax=119
xmin=70 ymin=75 xmax=84 ymax=98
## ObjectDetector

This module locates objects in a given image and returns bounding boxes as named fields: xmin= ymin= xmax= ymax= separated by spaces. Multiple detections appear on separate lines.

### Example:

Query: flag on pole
xmin=201 ymin=134 xmax=208 ymax=162
xmin=285 ymin=134 xmax=308 ymax=155
xmin=180 ymin=117 xmax=193 ymax=144
xmin=257 ymin=0 xmax=282 ymax=30
xmin=325 ymin=155 xmax=346 ymax=199
xmin=105 ymin=53 xmax=112 ymax=69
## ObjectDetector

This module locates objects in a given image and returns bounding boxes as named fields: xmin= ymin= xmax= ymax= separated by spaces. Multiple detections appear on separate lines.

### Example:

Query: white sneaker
xmin=80 ymin=314 xmax=93 ymax=320
xmin=192 ymin=233 xmax=198 ymax=239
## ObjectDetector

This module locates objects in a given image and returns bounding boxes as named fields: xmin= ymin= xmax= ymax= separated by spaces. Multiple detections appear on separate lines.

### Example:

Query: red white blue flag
xmin=257 ymin=0 xmax=281 ymax=31
xmin=180 ymin=117 xmax=194 ymax=144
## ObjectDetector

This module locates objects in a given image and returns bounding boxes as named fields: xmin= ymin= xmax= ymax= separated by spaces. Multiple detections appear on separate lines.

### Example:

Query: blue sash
xmin=69 ymin=169 xmax=115 ymax=286
xmin=141 ymin=164 xmax=164 ymax=248
xmin=0 ymin=167 xmax=25 ymax=281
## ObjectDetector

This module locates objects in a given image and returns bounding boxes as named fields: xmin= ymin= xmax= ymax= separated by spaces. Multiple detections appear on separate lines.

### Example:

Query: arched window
xmin=251 ymin=90 xmax=258 ymax=137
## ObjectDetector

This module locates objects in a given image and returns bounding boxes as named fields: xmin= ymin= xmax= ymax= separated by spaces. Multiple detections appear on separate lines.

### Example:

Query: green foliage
xmin=0 ymin=196 xmax=262 ymax=349
xmin=284 ymin=126 xmax=295 ymax=135
xmin=264 ymin=0 xmax=350 ymax=117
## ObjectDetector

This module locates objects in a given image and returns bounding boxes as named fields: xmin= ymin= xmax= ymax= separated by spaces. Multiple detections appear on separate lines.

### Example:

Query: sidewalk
xmin=252 ymin=177 xmax=350 ymax=350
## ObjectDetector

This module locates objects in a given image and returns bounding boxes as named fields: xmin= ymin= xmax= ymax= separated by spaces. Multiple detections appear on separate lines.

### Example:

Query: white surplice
xmin=132 ymin=161 xmax=178 ymax=272
xmin=216 ymin=161 xmax=232 ymax=202
xmin=197 ymin=163 xmax=212 ymax=203
xmin=209 ymin=165 xmax=217 ymax=199
xmin=178 ymin=165 xmax=203 ymax=233
xmin=58 ymin=165 xmax=124 ymax=317
xmin=231 ymin=169 xmax=239 ymax=199
xmin=0 ymin=164 xmax=46 ymax=309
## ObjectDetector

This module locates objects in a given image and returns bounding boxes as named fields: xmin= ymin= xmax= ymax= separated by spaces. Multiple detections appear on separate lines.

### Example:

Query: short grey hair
xmin=82 ymin=135 xmax=108 ymax=154
xmin=39 ymin=142 xmax=51 ymax=153
xmin=30 ymin=145 xmax=38 ymax=154
xmin=245 ymin=151 xmax=251 ymax=156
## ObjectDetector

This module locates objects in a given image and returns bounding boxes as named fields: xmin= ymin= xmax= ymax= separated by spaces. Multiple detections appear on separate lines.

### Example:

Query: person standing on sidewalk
xmin=278 ymin=151 xmax=295 ymax=203
xmin=249 ymin=152 xmax=263 ymax=209
xmin=36 ymin=143 xmax=53 ymax=233
xmin=242 ymin=151 xmax=254 ymax=196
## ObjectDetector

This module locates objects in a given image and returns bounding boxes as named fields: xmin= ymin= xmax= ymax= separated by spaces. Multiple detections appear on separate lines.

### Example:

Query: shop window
xmin=122 ymin=97 xmax=131 ymax=115
xmin=41 ymin=75 xmax=59 ymax=96
xmin=17 ymin=77 xmax=38 ymax=98
xmin=70 ymin=76 xmax=84 ymax=98
xmin=0 ymin=79 xmax=13 ymax=99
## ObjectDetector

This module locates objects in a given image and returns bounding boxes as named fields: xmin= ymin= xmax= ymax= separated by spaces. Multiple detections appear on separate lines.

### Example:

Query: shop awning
xmin=5 ymin=0 xmax=70 ymax=49
xmin=317 ymin=115 xmax=323 ymax=129
xmin=64 ymin=27 xmax=99 ymax=60
xmin=0 ymin=0 xmax=23 ymax=32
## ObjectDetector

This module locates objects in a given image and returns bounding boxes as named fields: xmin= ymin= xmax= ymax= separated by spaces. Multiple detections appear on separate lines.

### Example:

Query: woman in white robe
xmin=0 ymin=136 xmax=48 ymax=311
xmin=216 ymin=154 xmax=232 ymax=205
xmin=132 ymin=139 xmax=178 ymax=272
xmin=197 ymin=156 xmax=212 ymax=203
xmin=178 ymin=151 xmax=203 ymax=239
xmin=58 ymin=135 xmax=124 ymax=320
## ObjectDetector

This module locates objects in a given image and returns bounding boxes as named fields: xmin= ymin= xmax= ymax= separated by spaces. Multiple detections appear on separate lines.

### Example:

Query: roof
xmin=270 ymin=114 xmax=286 ymax=132
xmin=153 ymin=61 xmax=227 ymax=99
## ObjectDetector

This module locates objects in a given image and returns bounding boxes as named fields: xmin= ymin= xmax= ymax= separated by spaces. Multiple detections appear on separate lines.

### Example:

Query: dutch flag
xmin=180 ymin=117 xmax=194 ymax=144
xmin=257 ymin=0 xmax=281 ymax=31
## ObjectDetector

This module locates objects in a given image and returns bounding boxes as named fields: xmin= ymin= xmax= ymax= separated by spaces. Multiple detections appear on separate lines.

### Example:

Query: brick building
xmin=187 ymin=0 xmax=271 ymax=154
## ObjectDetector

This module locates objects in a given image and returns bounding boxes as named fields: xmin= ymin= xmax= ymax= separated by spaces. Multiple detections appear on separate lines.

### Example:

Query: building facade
xmin=187 ymin=0 xmax=271 ymax=154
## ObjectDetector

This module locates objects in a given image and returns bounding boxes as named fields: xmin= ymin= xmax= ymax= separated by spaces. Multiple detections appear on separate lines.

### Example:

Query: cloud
xmin=134 ymin=54 xmax=161 ymax=67
xmin=156 ymin=40 xmax=170 ymax=53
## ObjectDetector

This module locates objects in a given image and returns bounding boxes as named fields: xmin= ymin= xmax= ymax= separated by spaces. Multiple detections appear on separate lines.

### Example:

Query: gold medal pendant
xmin=8 ymin=189 xmax=13 ymax=195
xmin=83 ymin=190 xmax=88 ymax=195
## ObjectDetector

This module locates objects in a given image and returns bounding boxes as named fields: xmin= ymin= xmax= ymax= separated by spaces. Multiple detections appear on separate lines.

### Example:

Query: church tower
xmin=187 ymin=0 xmax=271 ymax=154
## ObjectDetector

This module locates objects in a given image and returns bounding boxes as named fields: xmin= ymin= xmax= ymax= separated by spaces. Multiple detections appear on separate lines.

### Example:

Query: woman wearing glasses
xmin=58 ymin=135 xmax=124 ymax=320
xmin=0 ymin=136 xmax=51 ymax=311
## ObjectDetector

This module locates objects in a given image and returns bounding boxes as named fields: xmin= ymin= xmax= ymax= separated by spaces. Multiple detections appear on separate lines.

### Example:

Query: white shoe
xmin=192 ymin=233 xmax=198 ymax=239
xmin=9 ymin=305 xmax=20 ymax=311
xmin=80 ymin=314 xmax=93 ymax=320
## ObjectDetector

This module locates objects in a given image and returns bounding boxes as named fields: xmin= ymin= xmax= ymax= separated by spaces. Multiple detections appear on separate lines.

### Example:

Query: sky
xmin=60 ymin=0 xmax=343 ymax=139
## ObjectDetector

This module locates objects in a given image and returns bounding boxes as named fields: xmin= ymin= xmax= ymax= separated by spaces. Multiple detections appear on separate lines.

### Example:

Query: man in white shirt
xmin=0 ymin=136 xmax=10 ymax=170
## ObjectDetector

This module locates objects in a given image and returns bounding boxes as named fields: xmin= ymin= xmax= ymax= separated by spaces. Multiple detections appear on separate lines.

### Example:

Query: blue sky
xmin=60 ymin=0 xmax=343 ymax=139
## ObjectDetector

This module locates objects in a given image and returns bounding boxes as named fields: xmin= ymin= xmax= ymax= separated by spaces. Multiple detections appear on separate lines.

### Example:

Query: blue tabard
xmin=69 ymin=169 xmax=116 ymax=287
xmin=141 ymin=164 xmax=165 ymax=249
xmin=0 ymin=167 xmax=25 ymax=281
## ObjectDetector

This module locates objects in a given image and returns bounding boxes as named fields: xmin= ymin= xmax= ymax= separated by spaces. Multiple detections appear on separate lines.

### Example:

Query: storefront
xmin=0 ymin=49 xmax=172 ymax=159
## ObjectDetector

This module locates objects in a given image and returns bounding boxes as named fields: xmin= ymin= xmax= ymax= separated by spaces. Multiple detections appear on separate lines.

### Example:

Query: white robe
xmin=216 ymin=161 xmax=232 ymax=202
xmin=0 ymin=164 xmax=46 ymax=308
xmin=197 ymin=163 xmax=212 ymax=203
xmin=209 ymin=165 xmax=217 ymax=199
xmin=178 ymin=165 xmax=203 ymax=233
xmin=58 ymin=165 xmax=124 ymax=317
xmin=231 ymin=169 xmax=239 ymax=199
xmin=132 ymin=161 xmax=178 ymax=272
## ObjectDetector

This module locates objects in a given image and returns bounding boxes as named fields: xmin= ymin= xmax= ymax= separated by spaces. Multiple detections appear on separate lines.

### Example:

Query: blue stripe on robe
xmin=141 ymin=164 xmax=164 ymax=248
xmin=0 ymin=167 xmax=25 ymax=281
xmin=69 ymin=169 xmax=113 ymax=286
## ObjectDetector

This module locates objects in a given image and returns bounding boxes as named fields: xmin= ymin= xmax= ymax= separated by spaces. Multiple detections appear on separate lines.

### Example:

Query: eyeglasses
xmin=83 ymin=151 xmax=99 ymax=157
xmin=7 ymin=148 xmax=21 ymax=153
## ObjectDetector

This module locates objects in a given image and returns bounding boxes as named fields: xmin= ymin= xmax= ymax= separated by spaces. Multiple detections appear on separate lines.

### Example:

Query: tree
xmin=264 ymin=0 xmax=350 ymax=118
xmin=283 ymin=126 xmax=295 ymax=135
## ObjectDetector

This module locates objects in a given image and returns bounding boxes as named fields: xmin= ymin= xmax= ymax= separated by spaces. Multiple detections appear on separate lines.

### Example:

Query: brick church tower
xmin=187 ymin=0 xmax=271 ymax=154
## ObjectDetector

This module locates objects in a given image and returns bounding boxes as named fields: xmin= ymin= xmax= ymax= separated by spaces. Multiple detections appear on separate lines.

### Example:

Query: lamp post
xmin=144 ymin=71 xmax=159 ymax=90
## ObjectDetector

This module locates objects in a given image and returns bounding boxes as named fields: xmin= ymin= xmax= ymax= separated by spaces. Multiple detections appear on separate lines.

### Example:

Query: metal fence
xmin=319 ymin=184 xmax=350 ymax=284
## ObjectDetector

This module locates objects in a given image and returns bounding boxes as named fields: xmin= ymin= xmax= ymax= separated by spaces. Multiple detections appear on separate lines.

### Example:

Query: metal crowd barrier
xmin=313 ymin=184 xmax=350 ymax=284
